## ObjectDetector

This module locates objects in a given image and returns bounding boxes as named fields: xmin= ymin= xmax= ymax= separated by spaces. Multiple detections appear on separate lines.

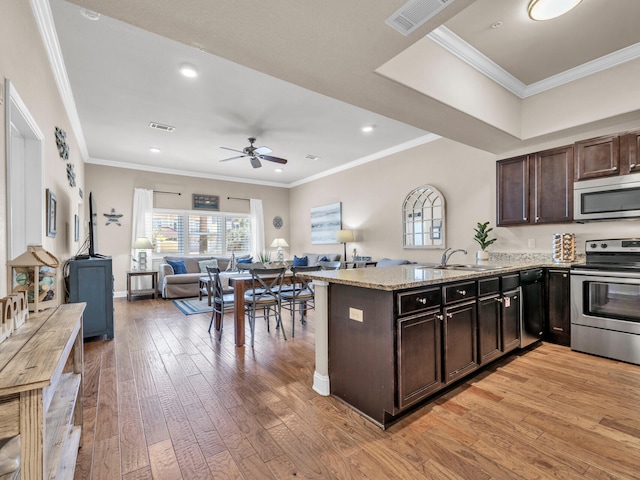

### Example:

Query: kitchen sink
xmin=417 ymin=263 xmax=507 ymax=272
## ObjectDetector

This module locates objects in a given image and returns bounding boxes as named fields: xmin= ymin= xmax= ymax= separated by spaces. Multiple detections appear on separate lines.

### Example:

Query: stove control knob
xmin=590 ymin=243 xmax=597 ymax=249
xmin=600 ymin=243 xmax=608 ymax=249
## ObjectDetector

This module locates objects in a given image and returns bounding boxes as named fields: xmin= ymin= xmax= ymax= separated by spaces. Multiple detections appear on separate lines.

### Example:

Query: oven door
xmin=571 ymin=269 xmax=640 ymax=335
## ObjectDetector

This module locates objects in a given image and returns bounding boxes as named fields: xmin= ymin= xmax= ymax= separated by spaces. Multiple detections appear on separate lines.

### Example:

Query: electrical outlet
xmin=528 ymin=239 xmax=536 ymax=248
xmin=349 ymin=307 xmax=363 ymax=322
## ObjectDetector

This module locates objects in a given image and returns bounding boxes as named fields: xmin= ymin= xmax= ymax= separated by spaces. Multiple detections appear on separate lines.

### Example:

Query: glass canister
xmin=552 ymin=233 xmax=575 ymax=263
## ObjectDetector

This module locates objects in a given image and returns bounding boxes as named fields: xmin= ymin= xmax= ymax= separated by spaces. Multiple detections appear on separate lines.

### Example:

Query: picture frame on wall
xmin=192 ymin=194 xmax=220 ymax=211
xmin=311 ymin=202 xmax=341 ymax=244
xmin=46 ymin=189 xmax=57 ymax=238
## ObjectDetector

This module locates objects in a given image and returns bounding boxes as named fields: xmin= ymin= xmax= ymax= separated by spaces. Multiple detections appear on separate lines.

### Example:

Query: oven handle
xmin=571 ymin=269 xmax=640 ymax=282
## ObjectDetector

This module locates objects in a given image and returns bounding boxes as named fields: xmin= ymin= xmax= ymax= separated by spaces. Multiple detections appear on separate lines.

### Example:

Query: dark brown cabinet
xmin=501 ymin=288 xmax=521 ymax=353
xmin=497 ymin=155 xmax=529 ymax=226
xmin=497 ymin=146 xmax=573 ymax=226
xmin=443 ymin=298 xmax=478 ymax=384
xmin=574 ymin=135 xmax=620 ymax=181
xmin=620 ymin=130 xmax=640 ymax=175
xmin=533 ymin=146 xmax=574 ymax=224
xmin=397 ymin=310 xmax=442 ymax=409
xmin=545 ymin=269 xmax=571 ymax=346
xmin=477 ymin=277 xmax=501 ymax=366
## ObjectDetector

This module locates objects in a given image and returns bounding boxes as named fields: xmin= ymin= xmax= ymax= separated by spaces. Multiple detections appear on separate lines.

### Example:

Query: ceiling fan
xmin=219 ymin=137 xmax=288 ymax=169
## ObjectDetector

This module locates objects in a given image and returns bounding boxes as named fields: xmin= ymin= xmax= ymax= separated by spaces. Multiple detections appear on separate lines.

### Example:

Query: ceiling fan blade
xmin=220 ymin=146 xmax=245 ymax=153
xmin=220 ymin=155 xmax=246 ymax=162
xmin=254 ymin=146 xmax=272 ymax=155
xmin=250 ymin=157 xmax=262 ymax=169
xmin=260 ymin=154 xmax=288 ymax=165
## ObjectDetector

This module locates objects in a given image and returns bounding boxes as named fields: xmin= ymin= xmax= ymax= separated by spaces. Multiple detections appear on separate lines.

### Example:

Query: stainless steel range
xmin=571 ymin=239 xmax=640 ymax=365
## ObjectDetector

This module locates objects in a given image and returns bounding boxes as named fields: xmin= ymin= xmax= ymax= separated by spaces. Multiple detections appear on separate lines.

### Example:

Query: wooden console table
xmin=127 ymin=270 xmax=158 ymax=301
xmin=0 ymin=303 xmax=85 ymax=479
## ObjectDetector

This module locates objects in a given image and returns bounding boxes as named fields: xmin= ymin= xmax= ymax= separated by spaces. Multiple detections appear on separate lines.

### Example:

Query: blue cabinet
xmin=68 ymin=257 xmax=114 ymax=339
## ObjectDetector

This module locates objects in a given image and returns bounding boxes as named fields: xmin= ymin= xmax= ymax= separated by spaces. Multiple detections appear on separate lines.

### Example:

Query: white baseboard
xmin=312 ymin=371 xmax=330 ymax=396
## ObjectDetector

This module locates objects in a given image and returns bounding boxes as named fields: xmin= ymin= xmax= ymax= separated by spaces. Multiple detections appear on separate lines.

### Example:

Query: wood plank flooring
xmin=74 ymin=298 xmax=640 ymax=479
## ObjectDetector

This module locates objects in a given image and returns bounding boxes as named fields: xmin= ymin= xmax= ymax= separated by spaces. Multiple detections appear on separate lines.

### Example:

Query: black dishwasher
xmin=519 ymin=269 xmax=545 ymax=347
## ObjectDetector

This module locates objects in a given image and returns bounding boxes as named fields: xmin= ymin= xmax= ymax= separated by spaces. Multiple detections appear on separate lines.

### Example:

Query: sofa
xmin=292 ymin=253 xmax=341 ymax=266
xmin=159 ymin=255 xmax=249 ymax=299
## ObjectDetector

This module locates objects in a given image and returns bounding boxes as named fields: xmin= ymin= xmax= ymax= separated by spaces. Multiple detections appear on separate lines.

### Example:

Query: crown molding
xmin=428 ymin=25 xmax=640 ymax=99
xmin=30 ymin=0 xmax=89 ymax=160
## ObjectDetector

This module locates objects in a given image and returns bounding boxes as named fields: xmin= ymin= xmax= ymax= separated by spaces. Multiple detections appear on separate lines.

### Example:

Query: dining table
xmin=228 ymin=270 xmax=294 ymax=346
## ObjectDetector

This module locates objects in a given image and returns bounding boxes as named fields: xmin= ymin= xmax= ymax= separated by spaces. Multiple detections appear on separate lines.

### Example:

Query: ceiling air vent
xmin=149 ymin=122 xmax=175 ymax=132
xmin=386 ymin=0 xmax=454 ymax=36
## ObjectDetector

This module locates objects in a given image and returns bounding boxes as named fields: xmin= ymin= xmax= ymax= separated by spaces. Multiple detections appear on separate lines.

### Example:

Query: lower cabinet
xmin=478 ymin=294 xmax=502 ymax=365
xmin=443 ymin=300 xmax=478 ymax=383
xmin=546 ymin=269 xmax=571 ymax=346
xmin=501 ymin=288 xmax=521 ymax=352
xmin=397 ymin=310 xmax=442 ymax=409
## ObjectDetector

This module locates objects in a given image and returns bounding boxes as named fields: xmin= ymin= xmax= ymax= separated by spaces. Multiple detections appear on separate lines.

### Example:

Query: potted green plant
xmin=473 ymin=221 xmax=496 ymax=261
xmin=257 ymin=251 xmax=272 ymax=265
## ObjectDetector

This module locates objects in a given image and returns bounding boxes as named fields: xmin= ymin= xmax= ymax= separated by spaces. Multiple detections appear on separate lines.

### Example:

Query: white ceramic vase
xmin=476 ymin=250 xmax=489 ymax=262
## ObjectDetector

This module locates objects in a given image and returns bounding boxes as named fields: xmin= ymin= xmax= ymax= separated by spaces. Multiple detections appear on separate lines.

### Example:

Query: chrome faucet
xmin=440 ymin=248 xmax=467 ymax=267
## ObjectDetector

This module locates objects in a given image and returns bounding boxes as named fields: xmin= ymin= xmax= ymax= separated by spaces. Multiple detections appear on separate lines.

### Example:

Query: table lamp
xmin=270 ymin=238 xmax=289 ymax=263
xmin=133 ymin=237 xmax=153 ymax=271
xmin=336 ymin=229 xmax=354 ymax=262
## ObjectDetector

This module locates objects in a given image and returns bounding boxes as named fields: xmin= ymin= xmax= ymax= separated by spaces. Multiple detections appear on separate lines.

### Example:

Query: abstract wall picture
xmin=311 ymin=202 xmax=341 ymax=244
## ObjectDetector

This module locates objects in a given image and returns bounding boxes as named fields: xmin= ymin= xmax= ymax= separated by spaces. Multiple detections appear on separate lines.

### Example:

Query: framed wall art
xmin=46 ymin=189 xmax=57 ymax=238
xmin=193 ymin=194 xmax=220 ymax=211
xmin=311 ymin=202 xmax=341 ymax=244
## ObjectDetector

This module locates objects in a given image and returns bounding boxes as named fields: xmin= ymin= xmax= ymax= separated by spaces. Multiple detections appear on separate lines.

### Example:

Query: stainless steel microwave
xmin=574 ymin=173 xmax=640 ymax=221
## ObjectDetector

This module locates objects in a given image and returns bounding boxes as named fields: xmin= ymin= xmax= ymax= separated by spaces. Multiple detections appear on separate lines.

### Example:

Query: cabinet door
xmin=546 ymin=269 xmax=571 ymax=346
xmin=477 ymin=295 xmax=501 ymax=365
xmin=397 ymin=311 xmax=442 ymax=409
xmin=442 ymin=300 xmax=477 ymax=384
xmin=497 ymin=156 xmax=530 ymax=226
xmin=533 ymin=146 xmax=573 ymax=223
xmin=502 ymin=289 xmax=521 ymax=353
xmin=574 ymin=135 xmax=620 ymax=180
xmin=620 ymin=130 xmax=640 ymax=175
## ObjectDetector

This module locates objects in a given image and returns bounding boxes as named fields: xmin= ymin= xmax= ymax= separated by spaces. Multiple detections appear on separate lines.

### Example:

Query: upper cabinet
xmin=574 ymin=135 xmax=620 ymax=181
xmin=497 ymin=146 xmax=573 ymax=227
xmin=620 ymin=130 xmax=640 ymax=175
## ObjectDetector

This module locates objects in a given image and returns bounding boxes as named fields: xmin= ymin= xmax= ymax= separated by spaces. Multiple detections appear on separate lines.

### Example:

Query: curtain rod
xmin=227 ymin=196 xmax=250 ymax=201
xmin=153 ymin=190 xmax=181 ymax=196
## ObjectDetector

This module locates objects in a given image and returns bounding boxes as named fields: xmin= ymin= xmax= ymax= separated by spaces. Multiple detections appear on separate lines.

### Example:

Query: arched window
xmin=403 ymin=185 xmax=445 ymax=249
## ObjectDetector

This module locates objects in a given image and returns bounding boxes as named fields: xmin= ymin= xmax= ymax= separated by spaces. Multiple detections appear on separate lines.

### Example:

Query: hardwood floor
xmin=75 ymin=298 xmax=640 ymax=479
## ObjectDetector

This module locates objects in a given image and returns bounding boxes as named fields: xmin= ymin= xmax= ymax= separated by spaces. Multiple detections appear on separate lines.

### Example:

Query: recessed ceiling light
xmin=490 ymin=21 xmax=503 ymax=29
xmin=305 ymin=155 xmax=320 ymax=161
xmin=528 ymin=0 xmax=582 ymax=21
xmin=81 ymin=9 xmax=101 ymax=21
xmin=361 ymin=125 xmax=376 ymax=133
xmin=179 ymin=63 xmax=199 ymax=78
xmin=149 ymin=147 xmax=161 ymax=154
xmin=274 ymin=168 xmax=283 ymax=173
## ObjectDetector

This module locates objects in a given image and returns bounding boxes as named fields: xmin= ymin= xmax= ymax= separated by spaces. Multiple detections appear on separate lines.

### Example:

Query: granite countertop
xmin=303 ymin=260 xmax=579 ymax=291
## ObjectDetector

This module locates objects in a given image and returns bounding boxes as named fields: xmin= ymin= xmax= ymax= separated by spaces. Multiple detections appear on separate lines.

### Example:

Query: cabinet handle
xmin=631 ymin=163 xmax=637 ymax=169
xmin=417 ymin=297 xmax=427 ymax=305
xmin=513 ymin=295 xmax=518 ymax=300
xmin=435 ymin=314 xmax=444 ymax=321
xmin=456 ymin=289 xmax=466 ymax=296
xmin=446 ymin=313 xmax=453 ymax=318
xmin=535 ymin=216 xmax=540 ymax=221
xmin=563 ymin=273 xmax=567 ymax=278
xmin=523 ymin=216 xmax=528 ymax=221
xmin=495 ymin=297 xmax=503 ymax=303
xmin=611 ymin=166 xmax=618 ymax=171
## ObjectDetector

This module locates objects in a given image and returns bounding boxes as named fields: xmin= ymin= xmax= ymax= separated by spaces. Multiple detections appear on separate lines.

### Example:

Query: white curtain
xmin=131 ymin=188 xmax=154 ymax=281
xmin=250 ymin=198 xmax=265 ymax=258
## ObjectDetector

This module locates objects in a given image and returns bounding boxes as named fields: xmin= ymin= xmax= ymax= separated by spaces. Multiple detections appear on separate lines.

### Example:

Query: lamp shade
xmin=270 ymin=238 xmax=289 ymax=248
xmin=133 ymin=237 xmax=153 ymax=249
xmin=336 ymin=229 xmax=354 ymax=243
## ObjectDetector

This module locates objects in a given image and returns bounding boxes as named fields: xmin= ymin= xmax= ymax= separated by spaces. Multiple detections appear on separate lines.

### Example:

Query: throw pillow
xmin=293 ymin=255 xmax=308 ymax=266
xmin=237 ymin=257 xmax=254 ymax=264
xmin=198 ymin=259 xmax=218 ymax=273
xmin=319 ymin=256 xmax=329 ymax=262
xmin=166 ymin=259 xmax=187 ymax=274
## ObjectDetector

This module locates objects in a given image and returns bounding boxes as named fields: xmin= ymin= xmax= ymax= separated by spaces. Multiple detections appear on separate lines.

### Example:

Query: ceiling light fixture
xmin=527 ymin=0 xmax=582 ymax=21
xmin=361 ymin=125 xmax=375 ymax=133
xmin=149 ymin=147 xmax=161 ymax=154
xmin=179 ymin=63 xmax=199 ymax=78
xmin=305 ymin=155 xmax=320 ymax=161
xmin=274 ymin=168 xmax=283 ymax=173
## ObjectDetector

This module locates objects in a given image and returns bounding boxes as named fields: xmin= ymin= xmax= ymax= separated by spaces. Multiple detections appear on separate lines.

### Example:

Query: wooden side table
xmin=127 ymin=270 xmax=158 ymax=301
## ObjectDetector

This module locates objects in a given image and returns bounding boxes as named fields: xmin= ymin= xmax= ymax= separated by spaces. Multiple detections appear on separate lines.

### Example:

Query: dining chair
xmin=280 ymin=265 xmax=321 ymax=337
xmin=206 ymin=266 xmax=235 ymax=341
xmin=319 ymin=261 xmax=341 ymax=270
xmin=244 ymin=267 xmax=287 ymax=347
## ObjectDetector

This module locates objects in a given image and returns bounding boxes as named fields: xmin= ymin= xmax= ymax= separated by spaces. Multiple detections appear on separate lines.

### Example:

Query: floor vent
xmin=149 ymin=122 xmax=175 ymax=132
xmin=386 ymin=0 xmax=454 ymax=36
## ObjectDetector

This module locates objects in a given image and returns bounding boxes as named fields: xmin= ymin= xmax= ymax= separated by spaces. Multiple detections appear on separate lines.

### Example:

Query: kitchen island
xmin=303 ymin=261 xmax=561 ymax=428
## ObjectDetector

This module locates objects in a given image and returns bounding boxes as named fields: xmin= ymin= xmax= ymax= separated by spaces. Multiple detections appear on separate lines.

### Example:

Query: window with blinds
xmin=152 ymin=210 xmax=251 ymax=255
